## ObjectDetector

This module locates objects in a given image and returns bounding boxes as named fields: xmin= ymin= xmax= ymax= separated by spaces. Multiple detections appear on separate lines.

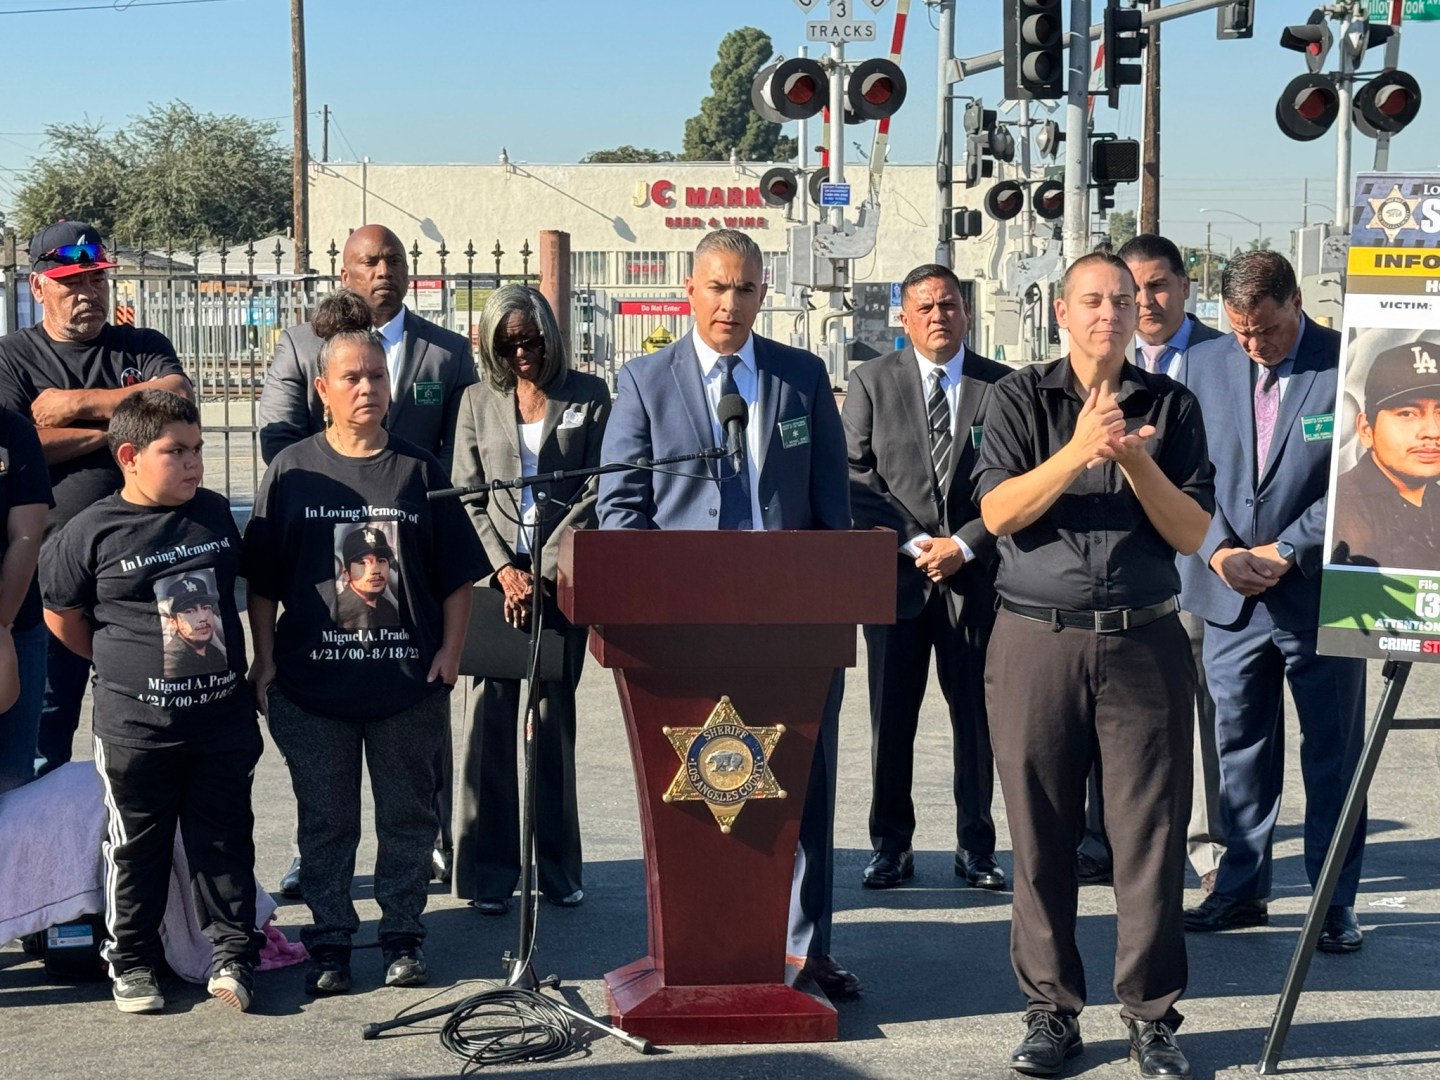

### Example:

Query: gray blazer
xmin=258 ymin=308 xmax=477 ymax=470
xmin=1169 ymin=314 xmax=1226 ymax=384
xmin=451 ymin=369 xmax=612 ymax=584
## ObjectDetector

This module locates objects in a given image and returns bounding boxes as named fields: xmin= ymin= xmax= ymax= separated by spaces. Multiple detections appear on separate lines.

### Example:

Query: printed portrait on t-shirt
xmin=328 ymin=521 xmax=402 ymax=630
xmin=154 ymin=568 xmax=229 ymax=679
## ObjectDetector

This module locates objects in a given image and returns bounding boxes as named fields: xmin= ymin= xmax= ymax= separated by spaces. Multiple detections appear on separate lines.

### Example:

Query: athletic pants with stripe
xmin=94 ymin=731 xmax=264 ymax=977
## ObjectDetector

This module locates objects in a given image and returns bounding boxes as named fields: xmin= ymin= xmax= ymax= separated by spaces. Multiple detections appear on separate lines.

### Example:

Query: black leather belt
xmin=1000 ymin=596 xmax=1179 ymax=633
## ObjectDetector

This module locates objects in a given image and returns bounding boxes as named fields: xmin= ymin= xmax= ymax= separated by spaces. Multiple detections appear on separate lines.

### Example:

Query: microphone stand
xmin=359 ymin=448 xmax=728 ymax=1060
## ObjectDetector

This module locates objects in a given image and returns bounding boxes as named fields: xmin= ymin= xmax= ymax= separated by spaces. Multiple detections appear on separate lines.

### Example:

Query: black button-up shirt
xmin=973 ymin=356 xmax=1215 ymax=611
xmin=1330 ymin=450 xmax=1440 ymax=570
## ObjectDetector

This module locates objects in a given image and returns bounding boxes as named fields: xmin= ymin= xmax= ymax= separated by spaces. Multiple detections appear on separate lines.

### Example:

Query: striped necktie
xmin=927 ymin=367 xmax=953 ymax=493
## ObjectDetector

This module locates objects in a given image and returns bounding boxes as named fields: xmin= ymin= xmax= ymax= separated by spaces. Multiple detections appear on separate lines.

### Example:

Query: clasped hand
xmin=1070 ymin=381 xmax=1156 ymax=470
xmin=497 ymin=564 xmax=533 ymax=628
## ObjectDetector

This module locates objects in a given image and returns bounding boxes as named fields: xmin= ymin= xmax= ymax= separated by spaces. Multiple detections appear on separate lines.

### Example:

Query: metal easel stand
xmin=1256 ymin=658 xmax=1414 ymax=1074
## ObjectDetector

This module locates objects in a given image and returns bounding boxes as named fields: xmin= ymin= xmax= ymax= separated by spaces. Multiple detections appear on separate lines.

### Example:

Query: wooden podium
xmin=557 ymin=528 xmax=895 ymax=1045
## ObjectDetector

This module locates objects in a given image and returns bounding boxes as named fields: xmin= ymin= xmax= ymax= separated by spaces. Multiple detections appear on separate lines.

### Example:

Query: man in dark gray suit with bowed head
xmin=257 ymin=223 xmax=478 ymax=896
xmin=1179 ymin=250 xmax=1368 ymax=953
xmin=597 ymin=229 xmax=857 ymax=998
xmin=842 ymin=263 xmax=1008 ymax=893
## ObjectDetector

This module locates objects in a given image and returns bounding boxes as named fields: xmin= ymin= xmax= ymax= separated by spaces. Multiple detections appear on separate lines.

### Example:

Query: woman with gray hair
xmin=451 ymin=284 xmax=610 ymax=915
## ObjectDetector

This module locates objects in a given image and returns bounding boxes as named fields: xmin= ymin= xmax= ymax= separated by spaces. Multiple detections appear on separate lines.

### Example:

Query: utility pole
xmin=321 ymin=104 xmax=329 ymax=163
xmin=934 ymin=0 xmax=955 ymax=266
xmin=290 ymin=0 xmax=309 ymax=274
xmin=1334 ymin=4 xmax=1356 ymax=232
xmin=1139 ymin=5 xmax=1160 ymax=233
xmin=1061 ymin=0 xmax=1092 ymax=268
xmin=1203 ymin=221 xmax=1212 ymax=299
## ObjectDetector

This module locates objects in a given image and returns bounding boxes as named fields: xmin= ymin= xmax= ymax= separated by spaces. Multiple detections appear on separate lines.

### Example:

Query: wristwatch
xmin=1274 ymin=540 xmax=1296 ymax=566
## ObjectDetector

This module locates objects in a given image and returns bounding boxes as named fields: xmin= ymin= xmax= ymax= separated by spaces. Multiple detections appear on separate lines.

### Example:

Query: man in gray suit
xmin=257 ymin=223 xmax=478 ymax=894
xmin=597 ymin=229 xmax=856 ymax=998
xmin=842 ymin=264 xmax=1008 ymax=893
xmin=1075 ymin=235 xmax=1230 ymax=893
xmin=257 ymin=224 xmax=477 ymax=471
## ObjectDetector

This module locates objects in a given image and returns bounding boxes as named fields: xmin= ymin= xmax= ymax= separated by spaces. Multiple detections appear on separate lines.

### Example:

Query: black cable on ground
xmin=439 ymin=986 xmax=580 ymax=1071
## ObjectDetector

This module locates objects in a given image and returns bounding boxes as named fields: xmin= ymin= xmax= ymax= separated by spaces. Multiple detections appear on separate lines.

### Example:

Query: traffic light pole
xmin=829 ymin=41 xmax=846 ymax=235
xmin=1061 ymin=0 xmax=1092 ymax=270
xmin=934 ymin=0 xmax=956 ymax=266
xmin=1334 ymin=10 xmax=1355 ymax=236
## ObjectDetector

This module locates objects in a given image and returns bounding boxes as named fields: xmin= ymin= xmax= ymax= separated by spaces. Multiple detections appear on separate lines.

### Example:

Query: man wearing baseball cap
xmin=1331 ymin=339 xmax=1440 ymax=570
xmin=162 ymin=575 xmax=227 ymax=679
xmin=0 ymin=220 xmax=192 ymax=775
xmin=334 ymin=524 xmax=401 ymax=630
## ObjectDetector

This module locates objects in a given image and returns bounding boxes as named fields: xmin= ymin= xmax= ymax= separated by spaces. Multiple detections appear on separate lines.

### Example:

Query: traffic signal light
xmin=1004 ymin=0 xmax=1065 ymax=101
xmin=808 ymin=169 xmax=828 ymax=205
xmin=1216 ymin=0 xmax=1253 ymax=40
xmin=1091 ymin=138 xmax=1140 ymax=184
xmin=1275 ymin=72 xmax=1340 ymax=141
xmin=759 ymin=167 xmax=800 ymax=207
xmin=985 ymin=181 xmax=1026 ymax=222
xmin=847 ymin=58 xmax=907 ymax=121
xmin=964 ymin=101 xmax=1014 ymax=187
xmin=1096 ymin=184 xmax=1117 ymax=214
xmin=1036 ymin=119 xmax=1064 ymax=159
xmin=953 ymin=208 xmax=983 ymax=239
xmin=752 ymin=58 xmax=828 ymax=121
xmin=1279 ymin=10 xmax=1332 ymax=75
xmin=1101 ymin=1 xmax=1146 ymax=109
xmin=1033 ymin=179 xmax=1064 ymax=220
xmin=1352 ymin=70 xmax=1422 ymax=138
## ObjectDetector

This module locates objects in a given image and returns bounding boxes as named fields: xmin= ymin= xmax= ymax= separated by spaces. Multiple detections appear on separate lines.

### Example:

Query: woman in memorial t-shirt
xmin=244 ymin=289 xmax=485 ymax=996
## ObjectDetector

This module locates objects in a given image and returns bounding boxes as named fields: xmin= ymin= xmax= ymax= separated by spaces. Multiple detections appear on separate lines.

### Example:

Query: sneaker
xmin=208 ymin=961 xmax=254 ymax=1011
xmin=381 ymin=937 xmax=428 ymax=988
xmin=304 ymin=945 xmax=352 ymax=996
xmin=113 ymin=967 xmax=165 ymax=1014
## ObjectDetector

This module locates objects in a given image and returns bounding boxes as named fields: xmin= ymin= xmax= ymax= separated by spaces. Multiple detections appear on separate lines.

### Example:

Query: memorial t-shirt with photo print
xmin=242 ymin=432 xmax=486 ymax=721
xmin=41 ymin=487 xmax=255 ymax=750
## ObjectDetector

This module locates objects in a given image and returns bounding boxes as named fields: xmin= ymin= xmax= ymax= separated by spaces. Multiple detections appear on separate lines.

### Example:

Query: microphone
xmin=715 ymin=393 xmax=748 ymax=474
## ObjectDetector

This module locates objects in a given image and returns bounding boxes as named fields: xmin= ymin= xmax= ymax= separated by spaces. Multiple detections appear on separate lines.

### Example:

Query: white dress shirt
xmin=692 ymin=328 xmax=764 ymax=528
xmin=902 ymin=345 xmax=975 ymax=563
xmin=515 ymin=418 xmax=543 ymax=554
xmin=376 ymin=305 xmax=406 ymax=389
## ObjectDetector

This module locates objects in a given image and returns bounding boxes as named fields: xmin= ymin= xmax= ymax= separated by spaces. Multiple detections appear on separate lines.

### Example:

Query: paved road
xmin=3 ymin=641 xmax=1438 ymax=1080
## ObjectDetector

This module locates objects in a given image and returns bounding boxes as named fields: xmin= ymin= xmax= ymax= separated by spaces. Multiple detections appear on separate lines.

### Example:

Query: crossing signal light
xmin=1004 ymin=0 xmax=1065 ymax=100
xmin=1091 ymin=138 xmax=1140 ymax=184
xmin=752 ymin=57 xmax=828 ymax=122
xmin=759 ymin=167 xmax=799 ymax=207
xmin=1352 ymin=70 xmax=1422 ymax=137
xmin=1033 ymin=179 xmax=1065 ymax=220
xmin=985 ymin=181 xmax=1026 ymax=222
xmin=1217 ymin=1 xmax=1253 ymax=40
xmin=808 ymin=169 xmax=828 ymax=205
xmin=1275 ymin=72 xmax=1340 ymax=141
xmin=1102 ymin=1 xmax=1147 ymax=109
xmin=1279 ymin=10 xmax=1332 ymax=75
xmin=847 ymin=58 xmax=907 ymax=121
xmin=953 ymin=208 xmax=983 ymax=239
xmin=1036 ymin=119 xmax=1064 ymax=159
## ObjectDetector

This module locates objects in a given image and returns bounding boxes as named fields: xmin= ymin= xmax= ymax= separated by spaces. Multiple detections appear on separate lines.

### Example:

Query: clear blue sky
xmin=0 ymin=0 xmax=1436 ymax=258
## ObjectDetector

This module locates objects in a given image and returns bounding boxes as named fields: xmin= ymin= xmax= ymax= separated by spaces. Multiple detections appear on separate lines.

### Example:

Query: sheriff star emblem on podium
xmin=662 ymin=696 xmax=785 ymax=834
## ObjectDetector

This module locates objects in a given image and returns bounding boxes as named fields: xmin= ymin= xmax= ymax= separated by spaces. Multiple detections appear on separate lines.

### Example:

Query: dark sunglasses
xmin=42 ymin=243 xmax=107 ymax=266
xmin=495 ymin=334 xmax=545 ymax=355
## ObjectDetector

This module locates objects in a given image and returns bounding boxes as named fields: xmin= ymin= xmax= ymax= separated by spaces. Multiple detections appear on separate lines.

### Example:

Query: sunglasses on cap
xmin=41 ymin=243 xmax=108 ymax=267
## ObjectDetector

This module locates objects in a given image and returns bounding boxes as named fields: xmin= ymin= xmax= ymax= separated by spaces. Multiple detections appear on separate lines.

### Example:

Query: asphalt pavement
xmin=3 ymin=641 xmax=1438 ymax=1080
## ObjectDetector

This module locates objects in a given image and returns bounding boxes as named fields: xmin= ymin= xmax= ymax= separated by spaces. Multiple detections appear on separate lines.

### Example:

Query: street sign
xmin=820 ymin=183 xmax=852 ymax=206
xmin=1367 ymin=0 xmax=1440 ymax=19
xmin=807 ymin=18 xmax=876 ymax=41
xmin=642 ymin=326 xmax=675 ymax=354
xmin=859 ymin=0 xmax=889 ymax=9
xmin=791 ymin=0 xmax=821 ymax=10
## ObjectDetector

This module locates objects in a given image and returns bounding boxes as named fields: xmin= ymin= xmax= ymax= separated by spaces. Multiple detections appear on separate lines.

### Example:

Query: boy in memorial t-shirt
xmin=42 ymin=389 xmax=263 ymax=1015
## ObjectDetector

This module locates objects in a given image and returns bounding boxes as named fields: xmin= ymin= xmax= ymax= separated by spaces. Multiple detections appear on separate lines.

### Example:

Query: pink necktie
xmin=1139 ymin=343 xmax=1167 ymax=373
xmin=1254 ymin=368 xmax=1280 ymax=473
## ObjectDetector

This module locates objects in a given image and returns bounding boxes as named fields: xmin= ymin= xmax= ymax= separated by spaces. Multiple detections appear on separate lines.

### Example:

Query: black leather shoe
xmin=1183 ymin=893 xmax=1268 ymax=932
xmin=1316 ymin=904 xmax=1363 ymax=953
xmin=801 ymin=954 xmax=862 ymax=999
xmin=1127 ymin=1019 xmax=1191 ymax=1078
xmin=304 ymin=945 xmax=351 ymax=996
xmin=469 ymin=898 xmax=509 ymax=916
xmin=957 ymin=851 xmax=1006 ymax=890
xmin=862 ymin=849 xmax=914 ymax=889
xmin=1010 ymin=1010 xmax=1081 ymax=1076
xmin=278 ymin=856 xmax=302 ymax=899
xmin=381 ymin=938 xmax=429 ymax=987
xmin=1076 ymin=852 xmax=1113 ymax=886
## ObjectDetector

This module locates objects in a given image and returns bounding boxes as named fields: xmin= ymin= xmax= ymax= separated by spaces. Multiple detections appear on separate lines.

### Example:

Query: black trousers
xmin=863 ymin=588 xmax=995 ymax=856
xmin=455 ymin=619 xmax=588 ymax=903
xmin=986 ymin=609 xmax=1192 ymax=1025
xmin=94 ymin=731 xmax=264 ymax=976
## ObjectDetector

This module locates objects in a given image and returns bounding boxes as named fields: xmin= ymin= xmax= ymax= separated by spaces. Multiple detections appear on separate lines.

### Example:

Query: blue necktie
xmin=717 ymin=355 xmax=754 ymax=530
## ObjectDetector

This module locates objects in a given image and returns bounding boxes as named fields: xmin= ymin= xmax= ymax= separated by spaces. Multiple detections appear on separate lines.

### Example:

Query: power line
xmin=0 ymin=0 xmax=243 ymax=14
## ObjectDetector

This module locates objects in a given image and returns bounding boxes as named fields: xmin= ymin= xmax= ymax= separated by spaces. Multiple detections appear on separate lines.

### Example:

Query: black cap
xmin=1364 ymin=340 xmax=1440 ymax=413
xmin=28 ymin=221 xmax=117 ymax=279
xmin=342 ymin=525 xmax=395 ymax=565
xmin=165 ymin=576 xmax=219 ymax=613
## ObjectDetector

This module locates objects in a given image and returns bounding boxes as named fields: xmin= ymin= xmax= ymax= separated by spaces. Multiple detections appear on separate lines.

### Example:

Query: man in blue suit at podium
xmin=598 ymin=228 xmax=856 ymax=998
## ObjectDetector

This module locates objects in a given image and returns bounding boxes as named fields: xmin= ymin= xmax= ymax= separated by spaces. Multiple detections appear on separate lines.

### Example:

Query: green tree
xmin=1108 ymin=210 xmax=1137 ymax=249
xmin=14 ymin=101 xmax=290 ymax=244
xmin=581 ymin=146 xmax=677 ymax=163
xmin=682 ymin=27 xmax=797 ymax=162
xmin=1247 ymin=236 xmax=1273 ymax=251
